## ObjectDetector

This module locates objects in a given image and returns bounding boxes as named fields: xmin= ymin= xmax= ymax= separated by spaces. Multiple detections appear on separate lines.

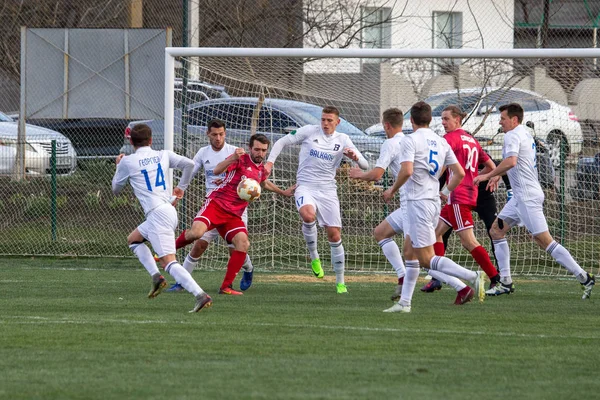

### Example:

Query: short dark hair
xmin=442 ymin=105 xmax=467 ymax=120
xmin=499 ymin=103 xmax=524 ymax=123
xmin=249 ymin=133 xmax=270 ymax=148
xmin=130 ymin=123 xmax=152 ymax=147
xmin=322 ymin=106 xmax=340 ymax=117
xmin=382 ymin=108 xmax=404 ymax=128
xmin=207 ymin=119 xmax=226 ymax=132
xmin=410 ymin=101 xmax=432 ymax=126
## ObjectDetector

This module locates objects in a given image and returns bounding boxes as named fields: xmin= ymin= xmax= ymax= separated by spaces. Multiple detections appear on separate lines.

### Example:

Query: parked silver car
xmin=0 ymin=111 xmax=77 ymax=175
xmin=120 ymin=98 xmax=382 ymax=169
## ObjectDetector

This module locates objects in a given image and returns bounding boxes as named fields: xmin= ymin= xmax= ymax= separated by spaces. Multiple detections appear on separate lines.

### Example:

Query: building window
xmin=433 ymin=11 xmax=463 ymax=72
xmin=361 ymin=7 xmax=392 ymax=63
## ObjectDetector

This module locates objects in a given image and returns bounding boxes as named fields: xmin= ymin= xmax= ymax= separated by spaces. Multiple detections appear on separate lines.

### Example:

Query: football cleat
xmin=219 ymin=287 xmax=243 ymax=296
xmin=240 ymin=269 xmax=254 ymax=291
xmin=166 ymin=283 xmax=185 ymax=292
xmin=148 ymin=275 xmax=168 ymax=298
xmin=485 ymin=282 xmax=514 ymax=296
xmin=311 ymin=259 xmax=324 ymax=279
xmin=383 ymin=303 xmax=411 ymax=313
xmin=420 ymin=278 xmax=442 ymax=293
xmin=581 ymin=273 xmax=595 ymax=300
xmin=189 ymin=293 xmax=213 ymax=313
xmin=474 ymin=271 xmax=485 ymax=303
xmin=336 ymin=283 xmax=348 ymax=294
xmin=454 ymin=287 xmax=474 ymax=305
xmin=391 ymin=284 xmax=402 ymax=301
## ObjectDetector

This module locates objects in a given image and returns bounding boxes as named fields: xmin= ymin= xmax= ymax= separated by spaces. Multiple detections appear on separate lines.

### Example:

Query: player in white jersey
xmin=474 ymin=103 xmax=595 ymax=298
xmin=265 ymin=106 xmax=369 ymax=294
xmin=112 ymin=123 xmax=212 ymax=313
xmin=167 ymin=120 xmax=256 ymax=293
xmin=381 ymin=102 xmax=484 ymax=313
xmin=349 ymin=108 xmax=409 ymax=301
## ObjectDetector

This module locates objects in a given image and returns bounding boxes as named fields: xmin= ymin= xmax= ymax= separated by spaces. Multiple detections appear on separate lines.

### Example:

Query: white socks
xmin=130 ymin=243 xmax=160 ymax=276
xmin=165 ymin=261 xmax=204 ymax=296
xmin=183 ymin=253 xmax=199 ymax=274
xmin=242 ymin=254 xmax=254 ymax=272
xmin=378 ymin=238 xmax=406 ymax=279
xmin=428 ymin=269 xmax=467 ymax=291
xmin=429 ymin=256 xmax=477 ymax=283
xmin=493 ymin=239 xmax=512 ymax=285
xmin=399 ymin=260 xmax=420 ymax=307
xmin=546 ymin=241 xmax=587 ymax=283
xmin=302 ymin=221 xmax=319 ymax=260
xmin=329 ymin=240 xmax=345 ymax=284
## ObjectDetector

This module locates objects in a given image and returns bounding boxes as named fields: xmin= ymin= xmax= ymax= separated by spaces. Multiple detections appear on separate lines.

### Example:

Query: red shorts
xmin=194 ymin=199 xmax=247 ymax=243
xmin=439 ymin=204 xmax=474 ymax=232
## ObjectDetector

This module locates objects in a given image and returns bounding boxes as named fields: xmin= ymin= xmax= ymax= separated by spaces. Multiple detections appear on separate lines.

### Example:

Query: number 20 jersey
xmin=399 ymin=128 xmax=458 ymax=201
xmin=443 ymin=129 xmax=489 ymax=207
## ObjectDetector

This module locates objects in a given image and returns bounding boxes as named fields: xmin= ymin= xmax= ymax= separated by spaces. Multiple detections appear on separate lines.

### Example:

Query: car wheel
xmin=546 ymin=131 xmax=568 ymax=169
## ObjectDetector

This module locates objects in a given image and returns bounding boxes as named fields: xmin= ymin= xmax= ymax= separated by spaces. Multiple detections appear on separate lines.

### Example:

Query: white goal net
xmin=164 ymin=47 xmax=600 ymax=277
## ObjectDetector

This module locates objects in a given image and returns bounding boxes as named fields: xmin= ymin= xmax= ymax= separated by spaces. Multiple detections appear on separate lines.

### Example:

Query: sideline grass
xmin=1 ymin=257 xmax=599 ymax=399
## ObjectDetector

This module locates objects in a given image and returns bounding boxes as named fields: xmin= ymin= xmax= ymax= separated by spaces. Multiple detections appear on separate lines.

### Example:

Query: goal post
xmin=164 ymin=47 xmax=600 ymax=277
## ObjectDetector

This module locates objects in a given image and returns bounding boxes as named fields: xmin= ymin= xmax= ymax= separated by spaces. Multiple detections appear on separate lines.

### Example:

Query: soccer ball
xmin=237 ymin=178 xmax=261 ymax=202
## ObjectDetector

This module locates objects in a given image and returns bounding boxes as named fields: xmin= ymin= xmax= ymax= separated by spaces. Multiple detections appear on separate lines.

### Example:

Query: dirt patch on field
xmin=259 ymin=274 xmax=400 ymax=284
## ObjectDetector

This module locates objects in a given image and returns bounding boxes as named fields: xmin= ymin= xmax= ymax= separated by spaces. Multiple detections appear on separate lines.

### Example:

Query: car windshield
xmin=424 ymin=92 xmax=481 ymax=117
xmin=292 ymin=106 xmax=364 ymax=136
xmin=0 ymin=111 xmax=13 ymax=122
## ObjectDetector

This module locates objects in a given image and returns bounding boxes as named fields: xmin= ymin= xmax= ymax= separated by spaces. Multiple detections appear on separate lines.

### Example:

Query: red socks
xmin=221 ymin=250 xmax=247 ymax=290
xmin=175 ymin=230 xmax=194 ymax=250
xmin=433 ymin=242 xmax=446 ymax=256
xmin=471 ymin=245 xmax=499 ymax=279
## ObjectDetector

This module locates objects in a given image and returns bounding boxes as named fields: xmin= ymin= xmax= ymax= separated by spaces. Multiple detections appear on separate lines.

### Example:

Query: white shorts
xmin=386 ymin=206 xmax=407 ymax=234
xmin=138 ymin=204 xmax=178 ymax=258
xmin=498 ymin=196 xmax=548 ymax=236
xmin=200 ymin=208 xmax=248 ymax=243
xmin=405 ymin=200 xmax=441 ymax=248
xmin=294 ymin=185 xmax=342 ymax=228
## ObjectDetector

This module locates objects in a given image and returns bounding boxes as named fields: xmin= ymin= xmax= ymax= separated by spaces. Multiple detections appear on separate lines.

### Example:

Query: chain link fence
xmin=0 ymin=1 xmax=599 ymax=276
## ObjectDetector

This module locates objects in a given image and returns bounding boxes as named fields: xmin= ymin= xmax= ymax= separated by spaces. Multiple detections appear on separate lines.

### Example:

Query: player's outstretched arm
xmin=265 ymin=128 xmax=310 ymax=175
xmin=383 ymin=161 xmax=412 ymax=202
xmin=214 ymin=148 xmax=245 ymax=175
xmin=111 ymin=154 xmax=129 ymax=195
xmin=262 ymin=180 xmax=296 ymax=197
xmin=474 ymin=156 xmax=516 ymax=186
xmin=168 ymin=152 xmax=195 ymax=191
xmin=349 ymin=166 xmax=385 ymax=182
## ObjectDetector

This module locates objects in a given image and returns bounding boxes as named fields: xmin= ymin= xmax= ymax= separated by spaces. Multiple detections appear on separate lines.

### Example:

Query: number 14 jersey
xmin=443 ymin=129 xmax=489 ymax=207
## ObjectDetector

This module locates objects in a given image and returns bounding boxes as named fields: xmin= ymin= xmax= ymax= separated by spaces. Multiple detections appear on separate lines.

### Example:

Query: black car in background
xmin=570 ymin=153 xmax=600 ymax=201
xmin=23 ymin=79 xmax=229 ymax=158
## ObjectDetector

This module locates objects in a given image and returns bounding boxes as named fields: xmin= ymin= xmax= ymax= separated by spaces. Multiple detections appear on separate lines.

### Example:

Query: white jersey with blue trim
xmin=112 ymin=146 xmax=194 ymax=216
xmin=503 ymin=124 xmax=544 ymax=201
xmin=192 ymin=143 xmax=238 ymax=195
xmin=399 ymin=128 xmax=457 ymax=201
xmin=375 ymin=132 xmax=407 ymax=205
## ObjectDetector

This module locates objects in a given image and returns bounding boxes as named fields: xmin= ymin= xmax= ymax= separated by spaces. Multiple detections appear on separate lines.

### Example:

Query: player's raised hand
xmin=282 ymin=183 xmax=297 ymax=197
xmin=233 ymin=147 xmax=246 ymax=159
xmin=115 ymin=153 xmax=124 ymax=165
xmin=486 ymin=176 xmax=501 ymax=192
xmin=348 ymin=167 xmax=363 ymax=179
xmin=343 ymin=147 xmax=359 ymax=161
xmin=173 ymin=187 xmax=184 ymax=199
xmin=473 ymin=174 xmax=487 ymax=187
xmin=264 ymin=161 xmax=274 ymax=176
xmin=382 ymin=188 xmax=395 ymax=203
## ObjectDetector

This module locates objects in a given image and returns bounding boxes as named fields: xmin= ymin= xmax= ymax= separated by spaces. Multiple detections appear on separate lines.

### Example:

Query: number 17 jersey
xmin=444 ymin=129 xmax=489 ymax=207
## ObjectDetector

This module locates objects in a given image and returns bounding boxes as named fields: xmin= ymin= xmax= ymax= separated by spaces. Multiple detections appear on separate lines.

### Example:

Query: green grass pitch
xmin=1 ymin=257 xmax=598 ymax=399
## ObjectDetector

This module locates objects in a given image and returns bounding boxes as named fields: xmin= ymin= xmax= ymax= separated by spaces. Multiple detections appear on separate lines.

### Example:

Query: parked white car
xmin=0 ymin=111 xmax=77 ymax=175
xmin=402 ymin=87 xmax=582 ymax=167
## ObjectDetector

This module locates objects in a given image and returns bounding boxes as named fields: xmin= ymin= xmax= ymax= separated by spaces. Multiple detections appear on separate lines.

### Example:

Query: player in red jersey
xmin=175 ymin=134 xmax=295 ymax=295
xmin=428 ymin=105 xmax=501 ymax=304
